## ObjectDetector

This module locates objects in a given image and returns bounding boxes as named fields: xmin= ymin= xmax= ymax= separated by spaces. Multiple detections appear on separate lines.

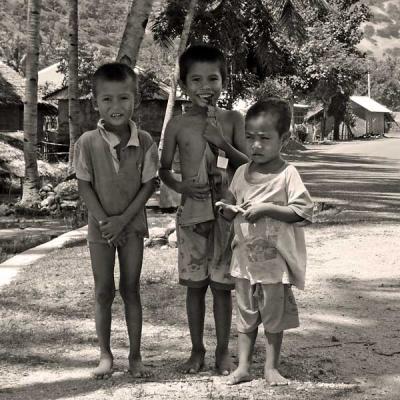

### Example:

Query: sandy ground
xmin=0 ymin=222 xmax=399 ymax=400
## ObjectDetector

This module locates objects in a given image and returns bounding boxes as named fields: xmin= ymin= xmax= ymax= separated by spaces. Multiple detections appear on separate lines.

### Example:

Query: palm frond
xmin=276 ymin=0 xmax=307 ymax=42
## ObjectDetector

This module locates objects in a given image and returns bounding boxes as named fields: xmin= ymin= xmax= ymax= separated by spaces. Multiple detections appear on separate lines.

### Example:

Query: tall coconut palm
xmin=68 ymin=0 xmax=80 ymax=172
xmin=21 ymin=0 xmax=41 ymax=205
xmin=117 ymin=0 xmax=155 ymax=66
xmin=159 ymin=0 xmax=198 ymax=150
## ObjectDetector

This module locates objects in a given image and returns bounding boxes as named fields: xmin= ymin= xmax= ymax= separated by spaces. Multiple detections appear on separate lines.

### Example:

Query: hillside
xmin=360 ymin=0 xmax=400 ymax=57
xmin=0 ymin=0 xmax=171 ymax=78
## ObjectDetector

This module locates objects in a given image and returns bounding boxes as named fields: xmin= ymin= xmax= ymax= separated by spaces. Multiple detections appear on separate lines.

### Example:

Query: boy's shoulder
xmin=77 ymin=128 xmax=100 ymax=145
xmin=137 ymin=128 xmax=154 ymax=145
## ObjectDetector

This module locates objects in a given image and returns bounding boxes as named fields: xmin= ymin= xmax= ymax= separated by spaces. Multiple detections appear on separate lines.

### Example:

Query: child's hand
xmin=179 ymin=179 xmax=211 ymax=200
xmin=242 ymin=203 xmax=270 ymax=223
xmin=203 ymin=119 xmax=227 ymax=149
xmin=99 ymin=216 xmax=125 ymax=242
xmin=112 ymin=230 xmax=127 ymax=247
xmin=215 ymin=201 xmax=244 ymax=220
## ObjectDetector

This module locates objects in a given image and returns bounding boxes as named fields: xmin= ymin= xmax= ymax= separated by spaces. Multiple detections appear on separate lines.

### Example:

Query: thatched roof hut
xmin=0 ymin=140 xmax=67 ymax=180
xmin=0 ymin=61 xmax=56 ymax=134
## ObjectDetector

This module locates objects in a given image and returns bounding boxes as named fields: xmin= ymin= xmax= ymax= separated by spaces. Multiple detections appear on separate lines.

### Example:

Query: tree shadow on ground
xmin=285 ymin=150 xmax=400 ymax=223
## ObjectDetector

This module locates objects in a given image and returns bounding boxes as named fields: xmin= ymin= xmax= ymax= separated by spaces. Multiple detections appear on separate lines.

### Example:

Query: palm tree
xmin=117 ymin=0 xmax=155 ymax=66
xmin=68 ymin=0 xmax=80 ymax=172
xmin=21 ymin=0 xmax=41 ymax=205
xmin=159 ymin=0 xmax=198 ymax=150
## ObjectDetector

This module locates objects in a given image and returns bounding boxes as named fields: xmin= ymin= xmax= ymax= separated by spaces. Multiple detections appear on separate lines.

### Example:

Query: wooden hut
xmin=349 ymin=96 xmax=392 ymax=136
xmin=0 ymin=61 xmax=57 ymax=138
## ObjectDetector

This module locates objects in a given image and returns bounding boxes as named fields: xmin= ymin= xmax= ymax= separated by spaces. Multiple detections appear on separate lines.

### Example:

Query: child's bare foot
xmin=128 ymin=358 xmax=152 ymax=378
xmin=226 ymin=367 xmax=252 ymax=385
xmin=264 ymin=368 xmax=289 ymax=386
xmin=215 ymin=349 xmax=234 ymax=376
xmin=178 ymin=350 xmax=205 ymax=374
xmin=93 ymin=352 xmax=113 ymax=379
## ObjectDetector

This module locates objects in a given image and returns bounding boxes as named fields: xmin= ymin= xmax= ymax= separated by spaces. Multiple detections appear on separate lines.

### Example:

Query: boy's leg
xmin=179 ymin=285 xmax=208 ymax=373
xmin=211 ymin=286 xmax=234 ymax=375
xmin=176 ymin=220 xmax=212 ymax=374
xmin=88 ymin=243 xmax=116 ymax=378
xmin=264 ymin=331 xmax=288 ymax=386
xmin=117 ymin=234 xmax=150 ymax=378
xmin=227 ymin=330 xmax=257 ymax=385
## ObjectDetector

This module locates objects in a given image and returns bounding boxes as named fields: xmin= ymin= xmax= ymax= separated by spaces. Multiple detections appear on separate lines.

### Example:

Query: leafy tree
xmin=356 ymin=55 xmax=400 ymax=111
xmin=284 ymin=0 xmax=370 ymax=139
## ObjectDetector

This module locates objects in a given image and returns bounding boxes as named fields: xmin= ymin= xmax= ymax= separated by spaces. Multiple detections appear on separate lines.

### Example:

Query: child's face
xmin=180 ymin=61 xmax=223 ymax=108
xmin=245 ymin=113 xmax=287 ymax=164
xmin=93 ymin=78 xmax=135 ymax=129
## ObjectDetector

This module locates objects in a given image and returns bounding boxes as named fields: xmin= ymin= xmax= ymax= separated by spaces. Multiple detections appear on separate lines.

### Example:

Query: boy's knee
xmin=95 ymin=287 xmax=115 ymax=306
xmin=120 ymin=284 xmax=140 ymax=304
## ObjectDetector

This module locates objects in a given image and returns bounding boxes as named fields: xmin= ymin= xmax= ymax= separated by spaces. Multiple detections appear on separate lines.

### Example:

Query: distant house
xmin=350 ymin=96 xmax=392 ymax=136
xmin=304 ymin=96 xmax=393 ymax=141
xmin=40 ymin=63 xmax=189 ymax=145
xmin=0 ymin=61 xmax=57 ymax=138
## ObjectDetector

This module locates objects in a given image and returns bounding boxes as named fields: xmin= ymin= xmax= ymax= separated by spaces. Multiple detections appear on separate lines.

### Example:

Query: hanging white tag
xmin=217 ymin=150 xmax=228 ymax=169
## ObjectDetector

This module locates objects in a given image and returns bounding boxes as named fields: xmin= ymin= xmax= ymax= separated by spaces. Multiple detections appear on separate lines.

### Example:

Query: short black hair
xmin=179 ymin=45 xmax=227 ymax=85
xmin=246 ymin=98 xmax=292 ymax=136
xmin=92 ymin=62 xmax=138 ymax=97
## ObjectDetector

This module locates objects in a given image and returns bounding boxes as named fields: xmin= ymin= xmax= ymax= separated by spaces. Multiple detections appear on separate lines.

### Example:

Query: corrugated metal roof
xmin=350 ymin=96 xmax=392 ymax=113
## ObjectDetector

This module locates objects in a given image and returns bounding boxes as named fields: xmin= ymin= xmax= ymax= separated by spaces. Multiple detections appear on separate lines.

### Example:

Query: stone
xmin=60 ymin=200 xmax=78 ymax=210
xmin=165 ymin=220 xmax=176 ymax=236
xmin=168 ymin=231 xmax=177 ymax=248
xmin=149 ymin=227 xmax=167 ymax=239
xmin=40 ymin=198 xmax=49 ymax=207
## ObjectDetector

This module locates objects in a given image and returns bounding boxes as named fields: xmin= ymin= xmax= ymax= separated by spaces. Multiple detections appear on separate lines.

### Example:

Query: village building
xmin=0 ymin=61 xmax=57 ymax=138
xmin=304 ymin=96 xmax=393 ymax=141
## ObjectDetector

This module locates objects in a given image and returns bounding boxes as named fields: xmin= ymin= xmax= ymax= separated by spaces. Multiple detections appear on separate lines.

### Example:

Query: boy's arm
xmin=159 ymin=120 xmax=210 ymax=200
xmin=77 ymin=179 xmax=108 ymax=223
xmin=242 ymin=203 xmax=304 ymax=224
xmin=215 ymin=190 xmax=242 ymax=221
xmin=159 ymin=120 xmax=182 ymax=193
xmin=203 ymin=110 xmax=248 ymax=168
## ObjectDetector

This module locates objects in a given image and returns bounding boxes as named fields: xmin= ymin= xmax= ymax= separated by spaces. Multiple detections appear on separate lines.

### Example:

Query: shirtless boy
xmin=159 ymin=45 xmax=248 ymax=375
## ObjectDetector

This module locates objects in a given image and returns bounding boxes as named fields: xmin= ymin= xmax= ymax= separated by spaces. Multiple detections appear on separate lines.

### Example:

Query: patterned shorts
xmin=176 ymin=212 xmax=234 ymax=290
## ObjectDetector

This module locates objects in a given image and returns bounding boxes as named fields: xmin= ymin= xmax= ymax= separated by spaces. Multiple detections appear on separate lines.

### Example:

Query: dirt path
xmin=1 ymin=222 xmax=399 ymax=399
xmin=287 ymin=137 xmax=400 ymax=223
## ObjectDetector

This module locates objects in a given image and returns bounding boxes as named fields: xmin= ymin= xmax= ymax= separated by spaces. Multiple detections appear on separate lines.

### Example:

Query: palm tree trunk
xmin=158 ymin=0 xmax=197 ymax=209
xmin=159 ymin=0 xmax=198 ymax=151
xmin=68 ymin=0 xmax=80 ymax=173
xmin=21 ymin=0 xmax=41 ymax=205
xmin=117 ymin=0 xmax=155 ymax=66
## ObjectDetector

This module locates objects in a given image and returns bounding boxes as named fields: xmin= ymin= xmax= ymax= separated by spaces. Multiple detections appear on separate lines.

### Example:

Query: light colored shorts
xmin=235 ymin=278 xmax=299 ymax=333
xmin=176 ymin=214 xmax=234 ymax=291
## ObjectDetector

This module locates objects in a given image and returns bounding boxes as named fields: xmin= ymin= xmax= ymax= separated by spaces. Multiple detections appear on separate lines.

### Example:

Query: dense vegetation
xmin=0 ymin=0 xmax=174 ymax=81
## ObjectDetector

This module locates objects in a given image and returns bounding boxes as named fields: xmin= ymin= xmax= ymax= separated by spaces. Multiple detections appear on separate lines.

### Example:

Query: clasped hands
xmin=99 ymin=215 xmax=127 ymax=247
xmin=216 ymin=201 xmax=270 ymax=223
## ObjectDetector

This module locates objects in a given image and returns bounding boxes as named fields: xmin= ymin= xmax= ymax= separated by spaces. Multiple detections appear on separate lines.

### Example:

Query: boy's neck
xmin=187 ymin=104 xmax=215 ymax=116
xmin=253 ymin=156 xmax=285 ymax=174
xmin=103 ymin=122 xmax=131 ymax=139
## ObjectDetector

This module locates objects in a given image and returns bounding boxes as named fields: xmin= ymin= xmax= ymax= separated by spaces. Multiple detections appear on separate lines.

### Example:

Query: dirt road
xmin=1 ymin=223 xmax=399 ymax=399
xmin=287 ymin=136 xmax=400 ymax=223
